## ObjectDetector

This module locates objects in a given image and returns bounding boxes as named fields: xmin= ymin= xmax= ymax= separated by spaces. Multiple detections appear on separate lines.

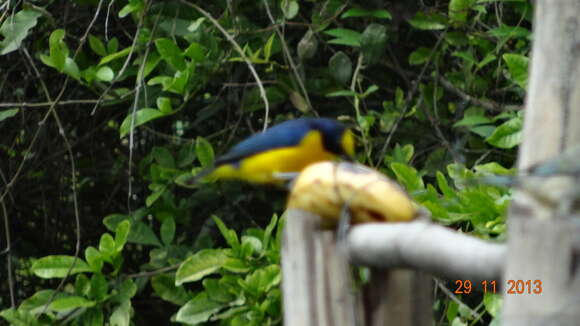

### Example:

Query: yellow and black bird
xmin=196 ymin=118 xmax=355 ymax=184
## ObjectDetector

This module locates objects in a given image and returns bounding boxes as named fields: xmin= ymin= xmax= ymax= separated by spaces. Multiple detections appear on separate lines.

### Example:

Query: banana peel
xmin=287 ymin=161 xmax=418 ymax=227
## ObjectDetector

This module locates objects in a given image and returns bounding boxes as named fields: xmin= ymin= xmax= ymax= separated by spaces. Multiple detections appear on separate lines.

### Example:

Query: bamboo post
xmin=503 ymin=0 xmax=580 ymax=324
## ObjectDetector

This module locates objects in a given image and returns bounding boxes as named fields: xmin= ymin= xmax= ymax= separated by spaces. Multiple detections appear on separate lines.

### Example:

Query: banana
xmin=287 ymin=161 xmax=417 ymax=227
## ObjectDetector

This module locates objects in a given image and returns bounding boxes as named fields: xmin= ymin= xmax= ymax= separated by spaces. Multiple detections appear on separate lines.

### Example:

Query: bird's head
xmin=312 ymin=119 xmax=356 ymax=159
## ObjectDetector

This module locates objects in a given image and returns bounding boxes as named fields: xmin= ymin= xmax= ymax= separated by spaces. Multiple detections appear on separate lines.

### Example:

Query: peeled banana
xmin=287 ymin=162 xmax=418 ymax=227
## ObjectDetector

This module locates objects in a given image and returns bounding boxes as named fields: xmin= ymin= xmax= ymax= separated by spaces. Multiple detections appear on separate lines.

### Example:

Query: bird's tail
xmin=178 ymin=167 xmax=215 ymax=187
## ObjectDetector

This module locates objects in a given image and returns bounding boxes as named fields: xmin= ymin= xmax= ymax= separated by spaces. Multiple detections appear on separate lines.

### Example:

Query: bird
xmin=194 ymin=118 xmax=355 ymax=184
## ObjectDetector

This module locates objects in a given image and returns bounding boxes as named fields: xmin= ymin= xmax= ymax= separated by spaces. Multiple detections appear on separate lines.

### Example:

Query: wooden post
xmin=282 ymin=209 xmax=433 ymax=326
xmin=282 ymin=209 xmax=359 ymax=326
xmin=503 ymin=1 xmax=580 ymax=325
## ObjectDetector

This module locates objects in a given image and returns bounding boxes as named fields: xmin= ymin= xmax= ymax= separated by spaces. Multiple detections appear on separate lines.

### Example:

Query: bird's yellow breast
xmin=210 ymin=130 xmax=335 ymax=183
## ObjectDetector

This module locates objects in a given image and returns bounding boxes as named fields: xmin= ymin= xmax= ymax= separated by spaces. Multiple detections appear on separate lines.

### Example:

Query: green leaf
xmin=281 ymin=0 xmax=299 ymax=19
xmin=31 ymin=255 xmax=92 ymax=278
xmin=141 ymin=52 xmax=161 ymax=79
xmin=0 ymin=109 xmax=19 ymax=122
xmin=79 ymin=307 xmax=104 ymax=326
xmin=129 ymin=221 xmax=162 ymax=246
xmin=0 ymin=9 xmax=42 ymax=55
xmin=118 ymin=0 xmax=144 ymax=18
xmin=151 ymin=274 xmax=190 ymax=305
xmin=89 ymin=273 xmax=108 ymax=301
xmin=262 ymin=214 xmax=278 ymax=251
xmin=115 ymin=220 xmax=131 ymax=252
xmin=49 ymin=296 xmax=95 ymax=311
xmin=175 ymin=293 xmax=226 ymax=325
xmin=195 ymin=136 xmax=215 ymax=168
xmin=119 ymin=108 xmax=166 ymax=138
xmin=436 ymin=171 xmax=456 ymax=198
xmin=85 ymin=246 xmax=103 ymax=272
xmin=408 ymin=47 xmax=432 ymax=65
xmin=115 ymin=279 xmax=137 ymax=302
xmin=96 ymin=66 xmax=114 ymax=81
xmin=328 ymin=51 xmax=352 ymax=84
xmin=88 ymin=34 xmax=107 ymax=56
xmin=503 ymin=53 xmax=529 ymax=89
xmin=0 ymin=309 xmax=38 ymax=326
xmin=449 ymin=0 xmax=475 ymax=24
xmin=446 ymin=300 xmax=459 ymax=322
xmin=452 ymin=50 xmax=476 ymax=64
xmin=203 ymin=278 xmax=236 ymax=303
xmin=160 ymin=217 xmax=176 ymax=246
xmin=263 ymin=33 xmax=276 ymax=60
xmin=240 ymin=235 xmax=263 ymax=258
xmin=184 ymin=42 xmax=206 ymax=62
xmin=146 ymin=188 xmax=164 ymax=207
xmin=361 ymin=24 xmax=387 ymax=65
xmin=110 ymin=300 xmax=132 ymax=326
xmin=222 ymin=257 xmax=251 ymax=273
xmin=241 ymin=264 xmax=281 ymax=296
xmin=385 ymin=144 xmax=414 ymax=165
xmin=155 ymin=38 xmax=186 ymax=71
xmin=484 ymin=293 xmax=503 ymax=317
xmin=488 ymin=25 xmax=531 ymax=40
xmin=102 ymin=214 xmax=129 ymax=231
xmin=408 ymin=12 xmax=447 ymax=30
xmin=474 ymin=162 xmax=515 ymax=175
xmin=75 ymin=273 xmax=90 ymax=297
xmin=175 ymin=249 xmax=228 ymax=285
xmin=326 ymin=90 xmax=358 ymax=98
xmin=478 ymin=53 xmax=497 ymax=69
xmin=156 ymin=97 xmax=173 ymax=114
xmin=341 ymin=8 xmax=392 ymax=20
xmin=98 ymin=47 xmax=132 ymax=66
xmin=152 ymin=146 xmax=175 ymax=168
xmin=453 ymin=115 xmax=492 ymax=127
xmin=99 ymin=233 xmax=116 ymax=257
xmin=486 ymin=116 xmax=522 ymax=149
xmin=18 ymin=289 xmax=57 ymax=314
xmin=390 ymin=163 xmax=424 ymax=192
xmin=63 ymin=57 xmax=81 ymax=80
xmin=178 ymin=142 xmax=196 ymax=168
xmin=48 ymin=29 xmax=67 ymax=71
xmin=324 ymin=28 xmax=362 ymax=47
xmin=213 ymin=216 xmax=239 ymax=250
xmin=298 ymin=29 xmax=318 ymax=61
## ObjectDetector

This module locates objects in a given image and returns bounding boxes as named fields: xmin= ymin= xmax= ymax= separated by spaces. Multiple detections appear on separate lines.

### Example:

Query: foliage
xmin=0 ymin=0 xmax=532 ymax=325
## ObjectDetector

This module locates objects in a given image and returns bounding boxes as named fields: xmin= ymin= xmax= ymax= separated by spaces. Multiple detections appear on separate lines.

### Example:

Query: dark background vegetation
xmin=0 ymin=0 xmax=530 ymax=324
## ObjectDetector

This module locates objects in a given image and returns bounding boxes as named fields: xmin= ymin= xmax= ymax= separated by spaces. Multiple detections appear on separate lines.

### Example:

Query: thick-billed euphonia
xmin=198 ymin=118 xmax=355 ymax=184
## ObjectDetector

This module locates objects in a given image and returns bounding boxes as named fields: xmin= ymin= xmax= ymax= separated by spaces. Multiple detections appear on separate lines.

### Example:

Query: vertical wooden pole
xmin=282 ymin=209 xmax=358 ymax=326
xmin=363 ymin=269 xmax=432 ymax=326
xmin=504 ymin=1 xmax=580 ymax=325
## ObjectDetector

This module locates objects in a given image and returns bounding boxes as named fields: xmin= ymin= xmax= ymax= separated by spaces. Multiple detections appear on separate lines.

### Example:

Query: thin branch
xmin=180 ymin=1 xmax=270 ymax=130
xmin=1 ymin=195 xmax=15 ymax=308
xmin=0 ymin=99 xmax=114 ymax=108
xmin=436 ymin=279 xmax=484 ymax=321
xmin=90 ymin=3 xmax=144 ymax=115
xmin=377 ymin=31 xmax=447 ymax=166
xmin=127 ymin=0 xmax=157 ymax=212
xmin=126 ymin=264 xmax=180 ymax=278
xmin=435 ymin=75 xmax=522 ymax=112
xmin=262 ymin=0 xmax=314 ymax=115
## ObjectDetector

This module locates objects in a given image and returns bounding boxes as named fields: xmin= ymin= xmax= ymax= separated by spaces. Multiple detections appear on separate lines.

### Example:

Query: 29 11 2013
xmin=454 ymin=279 xmax=543 ymax=295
